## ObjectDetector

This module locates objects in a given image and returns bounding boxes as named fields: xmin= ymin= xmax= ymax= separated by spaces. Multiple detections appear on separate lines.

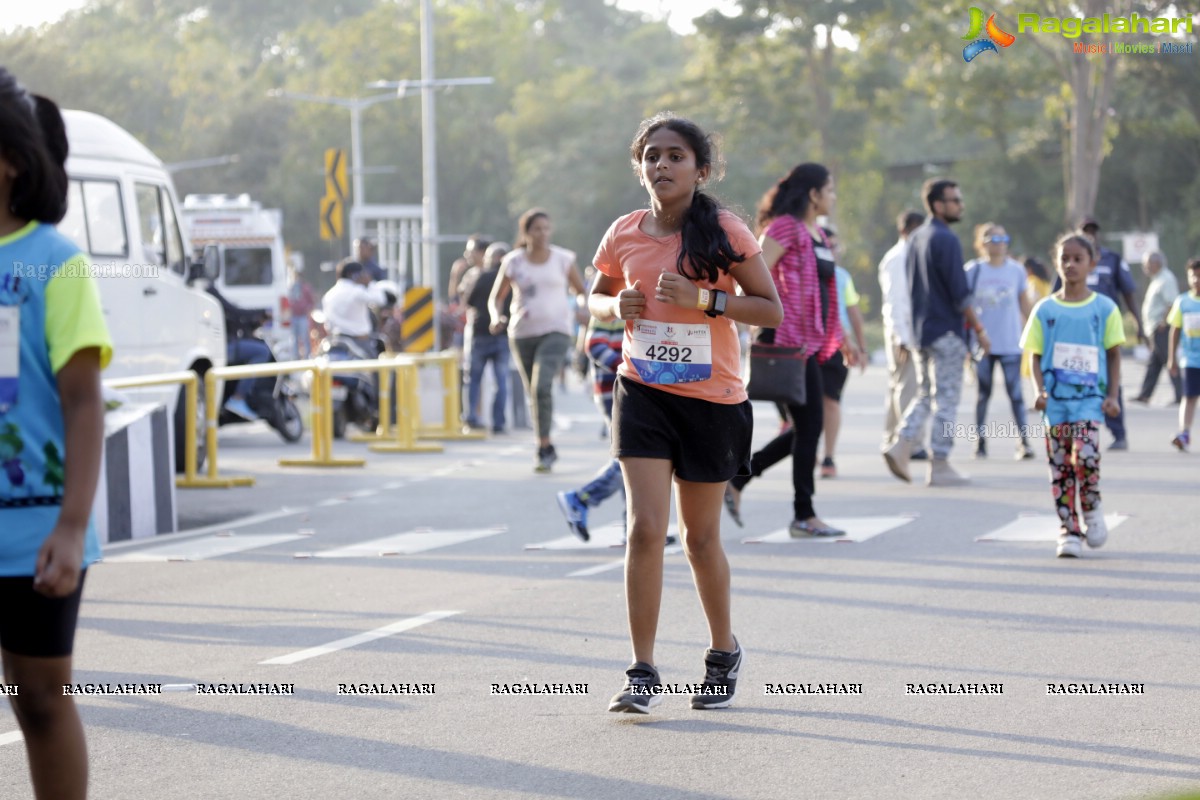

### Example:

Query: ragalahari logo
xmin=962 ymin=7 xmax=1016 ymax=61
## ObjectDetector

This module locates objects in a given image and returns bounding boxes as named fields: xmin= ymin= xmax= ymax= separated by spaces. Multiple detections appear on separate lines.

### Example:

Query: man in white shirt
xmin=879 ymin=210 xmax=928 ymax=456
xmin=322 ymin=260 xmax=388 ymax=342
xmin=1134 ymin=250 xmax=1182 ymax=405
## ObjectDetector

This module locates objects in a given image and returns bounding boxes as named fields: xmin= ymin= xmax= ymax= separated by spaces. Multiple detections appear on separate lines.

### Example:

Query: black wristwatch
xmin=705 ymin=289 xmax=727 ymax=317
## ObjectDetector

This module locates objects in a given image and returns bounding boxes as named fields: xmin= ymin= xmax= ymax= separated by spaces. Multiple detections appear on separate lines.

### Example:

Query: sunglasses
xmin=986 ymin=235 xmax=1011 ymax=244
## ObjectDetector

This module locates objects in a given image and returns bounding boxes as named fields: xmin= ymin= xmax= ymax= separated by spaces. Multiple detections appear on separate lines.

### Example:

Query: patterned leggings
xmin=1045 ymin=421 xmax=1101 ymax=535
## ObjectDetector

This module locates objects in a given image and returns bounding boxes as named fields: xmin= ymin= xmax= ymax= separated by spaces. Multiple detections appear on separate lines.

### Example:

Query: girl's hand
xmin=654 ymin=272 xmax=699 ymax=309
xmin=1034 ymin=392 xmax=1048 ymax=412
xmin=34 ymin=524 xmax=85 ymax=598
xmin=1102 ymin=396 xmax=1120 ymax=417
xmin=618 ymin=280 xmax=646 ymax=320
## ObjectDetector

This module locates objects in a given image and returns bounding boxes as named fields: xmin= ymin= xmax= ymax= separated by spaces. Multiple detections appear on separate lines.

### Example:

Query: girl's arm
xmin=1103 ymin=346 xmax=1121 ymax=417
xmin=487 ymin=271 xmax=513 ymax=335
xmin=590 ymin=272 xmax=639 ymax=321
xmin=652 ymin=253 xmax=782 ymax=328
xmin=567 ymin=260 xmax=586 ymax=296
xmin=1029 ymin=349 xmax=1047 ymax=411
xmin=848 ymin=304 xmax=868 ymax=371
xmin=36 ymin=348 xmax=104 ymax=598
xmin=1167 ymin=327 xmax=1181 ymax=375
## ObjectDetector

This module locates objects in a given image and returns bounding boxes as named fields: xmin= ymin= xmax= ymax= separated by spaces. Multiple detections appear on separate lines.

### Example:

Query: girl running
xmin=589 ymin=113 xmax=782 ymax=713
xmin=1019 ymin=233 xmax=1124 ymax=558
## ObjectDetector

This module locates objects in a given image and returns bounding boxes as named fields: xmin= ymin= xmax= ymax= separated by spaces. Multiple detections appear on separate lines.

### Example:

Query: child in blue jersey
xmin=1019 ymin=233 xmax=1124 ymax=558
xmin=1166 ymin=258 xmax=1200 ymax=451
xmin=1 ymin=68 xmax=111 ymax=799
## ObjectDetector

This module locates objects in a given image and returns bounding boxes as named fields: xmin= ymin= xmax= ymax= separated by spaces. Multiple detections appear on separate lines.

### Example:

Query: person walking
xmin=882 ymin=178 xmax=989 ymax=486
xmin=488 ymin=209 xmax=585 ymax=472
xmin=879 ymin=210 xmax=929 ymax=457
xmin=819 ymin=227 xmax=866 ymax=479
xmin=1020 ymin=233 xmax=1124 ymax=557
xmin=1166 ymin=258 xmax=1200 ymax=451
xmin=590 ymin=113 xmax=781 ymax=714
xmin=964 ymin=222 xmax=1034 ymax=460
xmin=459 ymin=241 xmax=511 ymax=433
xmin=723 ymin=163 xmax=845 ymax=536
xmin=1 ymin=68 xmax=110 ymax=800
xmin=1133 ymin=251 xmax=1182 ymax=406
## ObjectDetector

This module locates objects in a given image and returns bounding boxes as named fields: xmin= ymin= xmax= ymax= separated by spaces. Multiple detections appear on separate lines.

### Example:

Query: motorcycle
xmin=218 ymin=308 xmax=305 ymax=443
xmin=310 ymin=317 xmax=384 ymax=439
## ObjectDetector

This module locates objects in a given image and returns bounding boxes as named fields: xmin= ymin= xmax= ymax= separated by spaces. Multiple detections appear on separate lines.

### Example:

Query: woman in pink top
xmin=724 ymin=163 xmax=845 ymax=537
xmin=590 ymin=113 xmax=782 ymax=714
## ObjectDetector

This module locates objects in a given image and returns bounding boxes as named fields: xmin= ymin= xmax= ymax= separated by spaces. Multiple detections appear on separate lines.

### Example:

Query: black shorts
xmin=1185 ymin=367 xmax=1200 ymax=398
xmin=820 ymin=350 xmax=849 ymax=402
xmin=611 ymin=375 xmax=752 ymax=483
xmin=0 ymin=572 xmax=86 ymax=658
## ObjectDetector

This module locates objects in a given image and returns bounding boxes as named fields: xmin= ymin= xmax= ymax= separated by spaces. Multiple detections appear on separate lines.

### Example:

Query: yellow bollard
xmin=280 ymin=362 xmax=365 ymax=468
xmin=418 ymin=352 xmax=487 ymax=441
xmin=175 ymin=371 xmax=254 ymax=488
xmin=370 ymin=362 xmax=442 ymax=454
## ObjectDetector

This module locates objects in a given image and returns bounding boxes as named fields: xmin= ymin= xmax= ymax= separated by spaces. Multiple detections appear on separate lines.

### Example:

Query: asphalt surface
xmin=2 ymin=360 xmax=1198 ymax=800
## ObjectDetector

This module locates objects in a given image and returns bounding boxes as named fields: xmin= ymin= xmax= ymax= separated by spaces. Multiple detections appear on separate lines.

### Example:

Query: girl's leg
xmin=1075 ymin=421 xmax=1102 ymax=514
xmin=674 ymin=478 xmax=735 ymax=653
xmin=3 ymin=650 xmax=88 ymax=800
xmin=1047 ymin=424 xmax=1080 ymax=534
xmin=792 ymin=360 xmax=825 ymax=523
xmin=510 ymin=337 xmax=538 ymax=439
xmin=822 ymin=394 xmax=840 ymax=462
xmin=975 ymin=355 xmax=994 ymax=430
xmin=1182 ymin=396 xmax=1197 ymax=434
xmin=620 ymin=457 xmax=675 ymax=666
xmin=1000 ymin=355 xmax=1029 ymax=431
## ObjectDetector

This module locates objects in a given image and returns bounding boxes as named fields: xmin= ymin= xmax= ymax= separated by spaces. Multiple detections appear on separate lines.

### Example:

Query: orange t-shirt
xmin=592 ymin=208 xmax=761 ymax=404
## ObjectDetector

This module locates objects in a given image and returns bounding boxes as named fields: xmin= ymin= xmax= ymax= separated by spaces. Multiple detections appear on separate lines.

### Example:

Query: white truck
xmin=58 ymin=110 xmax=226 ymax=472
xmin=181 ymin=194 xmax=291 ymax=353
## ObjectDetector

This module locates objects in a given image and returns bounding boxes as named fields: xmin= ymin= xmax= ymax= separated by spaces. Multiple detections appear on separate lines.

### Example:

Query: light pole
xmin=266 ymin=89 xmax=406 ymax=210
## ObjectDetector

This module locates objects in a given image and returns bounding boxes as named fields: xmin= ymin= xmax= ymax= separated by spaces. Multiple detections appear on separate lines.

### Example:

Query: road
xmin=2 ymin=364 xmax=1197 ymax=800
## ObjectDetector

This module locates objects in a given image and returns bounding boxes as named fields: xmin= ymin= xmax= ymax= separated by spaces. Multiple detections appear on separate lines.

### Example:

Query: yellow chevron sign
xmin=401 ymin=287 xmax=434 ymax=352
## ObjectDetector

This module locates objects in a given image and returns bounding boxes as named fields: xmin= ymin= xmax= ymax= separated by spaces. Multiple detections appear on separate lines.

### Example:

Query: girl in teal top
xmin=1019 ymin=233 xmax=1124 ymax=559
xmin=1166 ymin=258 xmax=1200 ymax=451
xmin=1 ymin=67 xmax=111 ymax=800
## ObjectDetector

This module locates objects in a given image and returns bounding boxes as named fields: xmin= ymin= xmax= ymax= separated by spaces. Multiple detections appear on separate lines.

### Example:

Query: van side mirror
xmin=188 ymin=244 xmax=222 ymax=285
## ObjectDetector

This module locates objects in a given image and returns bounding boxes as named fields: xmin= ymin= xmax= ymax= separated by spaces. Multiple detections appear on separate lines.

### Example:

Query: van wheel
xmin=174 ymin=384 xmax=207 ymax=473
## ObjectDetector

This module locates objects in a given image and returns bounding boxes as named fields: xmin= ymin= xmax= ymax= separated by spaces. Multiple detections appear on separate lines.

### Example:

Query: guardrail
xmin=103 ymin=370 xmax=206 ymax=488
xmin=416 ymin=351 xmax=487 ymax=441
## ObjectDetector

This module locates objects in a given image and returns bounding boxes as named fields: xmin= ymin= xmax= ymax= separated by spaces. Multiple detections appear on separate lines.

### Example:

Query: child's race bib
xmin=1183 ymin=311 xmax=1200 ymax=338
xmin=1051 ymin=341 xmax=1098 ymax=387
xmin=0 ymin=306 xmax=19 ymax=412
xmin=627 ymin=320 xmax=712 ymax=384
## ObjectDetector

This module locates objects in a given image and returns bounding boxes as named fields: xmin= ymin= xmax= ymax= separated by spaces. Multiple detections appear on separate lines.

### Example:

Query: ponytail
xmin=676 ymin=191 xmax=744 ymax=283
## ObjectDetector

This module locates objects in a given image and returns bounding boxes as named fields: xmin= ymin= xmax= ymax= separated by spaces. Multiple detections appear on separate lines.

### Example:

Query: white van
xmin=57 ymin=110 xmax=226 ymax=471
xmin=182 ymin=193 xmax=291 ymax=352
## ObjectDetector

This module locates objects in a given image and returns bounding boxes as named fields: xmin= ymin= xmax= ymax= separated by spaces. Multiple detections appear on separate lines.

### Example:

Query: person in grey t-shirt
xmin=964 ymin=222 xmax=1033 ymax=460
xmin=1133 ymin=251 xmax=1182 ymax=405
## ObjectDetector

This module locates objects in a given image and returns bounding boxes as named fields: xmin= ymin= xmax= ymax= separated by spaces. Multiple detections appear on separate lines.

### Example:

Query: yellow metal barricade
xmin=104 ymin=370 xmax=211 ymax=488
xmin=275 ymin=359 xmax=365 ymax=469
xmin=416 ymin=351 xmax=487 ymax=441
xmin=368 ymin=357 xmax=442 ymax=454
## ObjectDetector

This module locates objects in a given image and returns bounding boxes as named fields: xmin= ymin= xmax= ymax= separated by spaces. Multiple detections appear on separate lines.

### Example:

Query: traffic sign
xmin=320 ymin=194 xmax=343 ymax=241
xmin=324 ymin=148 xmax=348 ymax=201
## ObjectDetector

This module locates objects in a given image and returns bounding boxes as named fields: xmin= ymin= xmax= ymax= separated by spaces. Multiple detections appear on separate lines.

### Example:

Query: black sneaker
xmin=691 ymin=638 xmax=742 ymax=710
xmin=608 ymin=662 xmax=662 ymax=713
xmin=534 ymin=445 xmax=558 ymax=473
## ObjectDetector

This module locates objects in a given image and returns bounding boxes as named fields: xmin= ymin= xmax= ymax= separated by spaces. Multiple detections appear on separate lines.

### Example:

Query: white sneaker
xmin=1082 ymin=506 xmax=1108 ymax=548
xmin=1056 ymin=533 xmax=1083 ymax=558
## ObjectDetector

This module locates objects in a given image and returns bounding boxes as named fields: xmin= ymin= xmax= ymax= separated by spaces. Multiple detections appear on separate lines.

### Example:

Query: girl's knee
xmin=9 ymin=686 xmax=74 ymax=736
xmin=681 ymin=527 xmax=722 ymax=559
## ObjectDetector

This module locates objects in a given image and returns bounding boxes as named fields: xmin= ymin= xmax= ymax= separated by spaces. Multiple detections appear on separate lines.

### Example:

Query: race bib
xmin=0 ymin=306 xmax=18 ymax=412
xmin=1183 ymin=311 xmax=1200 ymax=338
xmin=628 ymin=320 xmax=712 ymax=384
xmin=1051 ymin=342 xmax=1098 ymax=387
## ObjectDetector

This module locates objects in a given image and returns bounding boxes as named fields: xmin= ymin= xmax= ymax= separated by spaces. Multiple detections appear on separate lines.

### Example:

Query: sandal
xmin=789 ymin=519 xmax=846 ymax=538
xmin=723 ymin=484 xmax=743 ymax=528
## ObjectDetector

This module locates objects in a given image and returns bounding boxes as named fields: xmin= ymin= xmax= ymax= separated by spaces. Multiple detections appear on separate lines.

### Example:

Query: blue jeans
xmin=579 ymin=397 xmax=623 ymax=511
xmin=466 ymin=334 xmax=509 ymax=429
xmin=975 ymin=354 xmax=1028 ymax=437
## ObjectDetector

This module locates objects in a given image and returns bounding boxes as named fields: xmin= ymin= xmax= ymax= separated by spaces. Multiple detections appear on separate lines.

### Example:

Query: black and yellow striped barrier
xmin=402 ymin=287 xmax=435 ymax=352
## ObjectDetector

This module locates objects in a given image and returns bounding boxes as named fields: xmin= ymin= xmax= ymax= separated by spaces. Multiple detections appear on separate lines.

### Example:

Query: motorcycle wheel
xmin=274 ymin=397 xmax=305 ymax=443
xmin=332 ymin=406 xmax=348 ymax=439
xmin=174 ymin=383 xmax=207 ymax=473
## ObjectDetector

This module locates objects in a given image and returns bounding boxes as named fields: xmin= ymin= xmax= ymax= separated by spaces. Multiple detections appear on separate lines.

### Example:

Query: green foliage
xmin=4 ymin=0 xmax=1196 ymax=313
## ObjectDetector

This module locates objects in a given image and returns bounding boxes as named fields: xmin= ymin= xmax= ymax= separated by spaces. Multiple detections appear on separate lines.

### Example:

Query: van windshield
xmin=222 ymin=247 xmax=273 ymax=286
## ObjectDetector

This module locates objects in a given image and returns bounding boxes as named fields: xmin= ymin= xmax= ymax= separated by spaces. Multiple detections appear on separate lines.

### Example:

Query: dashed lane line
xmin=104 ymin=534 xmax=309 ymax=563
xmin=297 ymin=526 xmax=507 ymax=558
xmin=259 ymin=610 xmax=462 ymax=665
xmin=0 ymin=730 xmax=23 ymax=747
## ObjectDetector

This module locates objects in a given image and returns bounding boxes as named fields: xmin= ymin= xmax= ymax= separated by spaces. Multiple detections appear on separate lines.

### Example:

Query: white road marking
xmin=527 ymin=522 xmax=628 ymax=551
xmin=102 ymin=508 xmax=305 ymax=551
xmin=0 ymin=730 xmax=23 ymax=747
xmin=566 ymin=545 xmax=683 ymax=577
xmin=742 ymin=515 xmax=917 ymax=544
xmin=259 ymin=610 xmax=462 ymax=665
xmin=975 ymin=513 xmax=1130 ymax=542
xmin=104 ymin=534 xmax=307 ymax=563
xmin=304 ymin=526 xmax=507 ymax=558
